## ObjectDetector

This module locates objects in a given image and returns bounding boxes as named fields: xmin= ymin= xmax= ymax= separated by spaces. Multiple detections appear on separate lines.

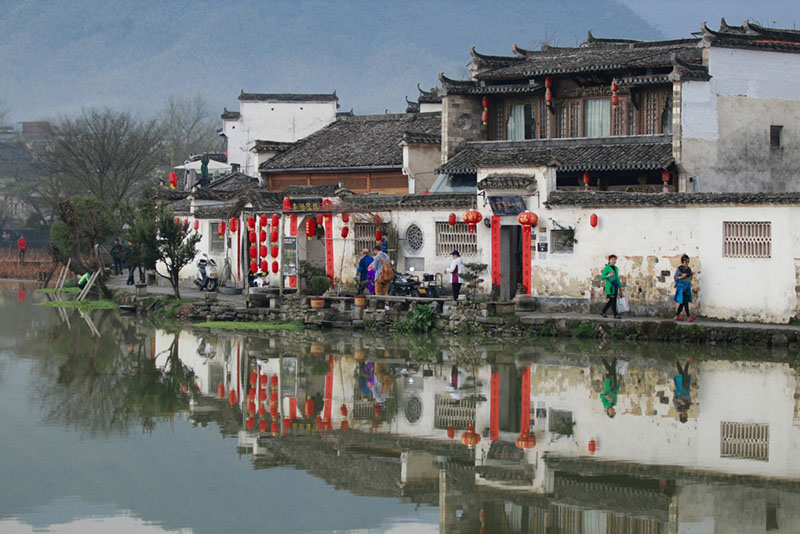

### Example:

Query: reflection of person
xmin=600 ymin=254 xmax=621 ymax=319
xmin=446 ymin=250 xmax=465 ymax=302
xmin=673 ymin=359 xmax=692 ymax=423
xmin=356 ymin=249 xmax=373 ymax=295
xmin=601 ymin=357 xmax=619 ymax=418
xmin=674 ymin=254 xmax=694 ymax=322
xmin=17 ymin=234 xmax=26 ymax=262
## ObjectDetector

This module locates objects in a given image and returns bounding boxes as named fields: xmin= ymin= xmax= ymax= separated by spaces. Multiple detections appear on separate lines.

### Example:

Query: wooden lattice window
xmin=354 ymin=222 xmax=378 ymax=254
xmin=436 ymin=222 xmax=478 ymax=256
xmin=434 ymin=393 xmax=476 ymax=429
xmin=643 ymin=90 xmax=660 ymax=135
xmin=723 ymin=221 xmax=771 ymax=258
xmin=569 ymin=101 xmax=582 ymax=137
xmin=720 ymin=421 xmax=769 ymax=461
xmin=558 ymin=106 xmax=568 ymax=138
xmin=613 ymin=97 xmax=634 ymax=136
xmin=537 ymin=97 xmax=549 ymax=139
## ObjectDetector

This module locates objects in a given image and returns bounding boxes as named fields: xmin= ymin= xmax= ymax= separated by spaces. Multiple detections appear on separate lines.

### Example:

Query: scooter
xmin=389 ymin=268 xmax=422 ymax=297
xmin=194 ymin=254 xmax=218 ymax=291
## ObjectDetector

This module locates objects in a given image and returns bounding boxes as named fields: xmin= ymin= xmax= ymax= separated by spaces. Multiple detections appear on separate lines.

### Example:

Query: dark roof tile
xmin=545 ymin=191 xmax=800 ymax=207
xmin=477 ymin=173 xmax=537 ymax=191
xmin=238 ymin=91 xmax=338 ymax=102
xmin=340 ymin=193 xmax=476 ymax=211
xmin=191 ymin=172 xmax=260 ymax=200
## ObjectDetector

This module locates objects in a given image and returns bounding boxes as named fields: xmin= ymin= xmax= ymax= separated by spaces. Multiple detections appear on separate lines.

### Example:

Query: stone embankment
xmin=115 ymin=290 xmax=800 ymax=349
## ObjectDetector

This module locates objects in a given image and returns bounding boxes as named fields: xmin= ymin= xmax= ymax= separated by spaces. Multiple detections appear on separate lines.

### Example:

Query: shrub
xmin=310 ymin=276 xmax=331 ymax=296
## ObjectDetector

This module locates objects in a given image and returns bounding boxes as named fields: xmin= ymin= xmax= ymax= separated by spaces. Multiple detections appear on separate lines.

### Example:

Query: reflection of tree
xmin=36 ymin=313 xmax=193 ymax=435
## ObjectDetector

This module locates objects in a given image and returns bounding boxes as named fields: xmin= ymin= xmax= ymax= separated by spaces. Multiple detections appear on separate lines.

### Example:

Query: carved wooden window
xmin=354 ymin=222 xmax=378 ymax=255
xmin=434 ymin=393 xmax=476 ymax=429
xmin=569 ymin=101 xmax=582 ymax=137
xmin=490 ymin=101 xmax=505 ymax=141
xmin=557 ymin=105 xmax=568 ymax=138
xmin=723 ymin=221 xmax=771 ymax=258
xmin=613 ymin=97 xmax=635 ymax=136
xmin=436 ymin=222 xmax=477 ymax=256
xmin=643 ymin=90 xmax=661 ymax=135
xmin=537 ymin=97 xmax=549 ymax=139
xmin=720 ymin=421 xmax=769 ymax=461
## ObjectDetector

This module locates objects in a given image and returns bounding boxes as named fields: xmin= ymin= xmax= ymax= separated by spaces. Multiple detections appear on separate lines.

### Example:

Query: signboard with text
xmin=282 ymin=237 xmax=297 ymax=276
xmin=489 ymin=195 xmax=526 ymax=215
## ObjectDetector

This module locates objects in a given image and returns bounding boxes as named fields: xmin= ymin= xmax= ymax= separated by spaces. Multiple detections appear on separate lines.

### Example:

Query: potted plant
xmin=309 ymin=275 xmax=330 ymax=310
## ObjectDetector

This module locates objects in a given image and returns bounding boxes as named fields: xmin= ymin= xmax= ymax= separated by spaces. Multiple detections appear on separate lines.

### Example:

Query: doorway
xmin=297 ymin=216 xmax=327 ymax=273
xmin=500 ymin=226 xmax=522 ymax=301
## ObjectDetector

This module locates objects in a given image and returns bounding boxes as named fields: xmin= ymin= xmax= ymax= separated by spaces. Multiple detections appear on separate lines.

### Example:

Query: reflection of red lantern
xmin=247 ymin=401 xmax=256 ymax=415
xmin=271 ymin=214 xmax=280 ymax=227
xmin=447 ymin=426 xmax=455 ymax=439
xmin=590 ymin=214 xmax=598 ymax=228
xmin=247 ymin=388 xmax=255 ymax=400
xmin=228 ymin=389 xmax=237 ymax=406
xmin=259 ymin=229 xmax=267 ymax=242
xmin=259 ymin=419 xmax=267 ymax=433
xmin=463 ymin=210 xmax=482 ymax=234
xmin=272 ymin=261 xmax=279 ymax=274
xmin=271 ymin=375 xmax=279 ymax=388
xmin=283 ymin=198 xmax=292 ymax=211
xmin=375 ymin=230 xmax=382 ymax=242
xmin=340 ymin=404 xmax=348 ymax=417
xmin=271 ymin=245 xmax=278 ymax=258
xmin=341 ymin=226 xmax=349 ymax=238
xmin=342 ymin=212 xmax=350 ymax=223
xmin=611 ymin=92 xmax=619 ymax=108
xmin=340 ymin=420 xmax=349 ymax=431
xmin=270 ymin=390 xmax=278 ymax=404
xmin=260 ymin=260 xmax=268 ymax=273
xmin=588 ymin=439 xmax=597 ymax=454
xmin=304 ymin=397 xmax=314 ymax=418
xmin=258 ymin=404 xmax=266 ymax=417
xmin=461 ymin=421 xmax=481 ymax=449
xmin=516 ymin=428 xmax=536 ymax=450
xmin=270 ymin=230 xmax=278 ymax=243
xmin=305 ymin=218 xmax=316 ymax=240
xmin=259 ymin=389 xmax=267 ymax=402
xmin=249 ymin=246 xmax=257 ymax=259
xmin=193 ymin=220 xmax=199 ymax=231
xmin=229 ymin=218 xmax=239 ymax=233
xmin=260 ymin=245 xmax=267 ymax=258
xmin=249 ymin=231 xmax=257 ymax=244
xmin=247 ymin=216 xmax=255 ymax=231
xmin=271 ymin=421 xmax=279 ymax=436
xmin=517 ymin=211 xmax=538 ymax=228
xmin=217 ymin=382 xmax=225 ymax=399
xmin=246 ymin=417 xmax=255 ymax=430
xmin=270 ymin=404 xmax=278 ymax=419
xmin=217 ymin=221 xmax=226 ymax=237
xmin=259 ymin=214 xmax=268 ymax=227
xmin=448 ymin=213 xmax=456 ymax=227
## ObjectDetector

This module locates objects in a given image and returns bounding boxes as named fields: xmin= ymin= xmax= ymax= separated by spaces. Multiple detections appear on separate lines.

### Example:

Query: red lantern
xmin=271 ymin=214 xmax=280 ymax=227
xmin=271 ymin=245 xmax=279 ymax=258
xmin=247 ymin=401 xmax=256 ymax=415
xmin=168 ymin=171 xmax=178 ymax=189
xmin=271 ymin=421 xmax=279 ymax=436
xmin=611 ymin=93 xmax=619 ymax=108
xmin=517 ymin=211 xmax=538 ymax=228
xmin=270 ymin=404 xmax=278 ymax=419
xmin=249 ymin=260 xmax=256 ymax=273
xmin=258 ymin=404 xmax=266 ymax=418
xmin=546 ymin=90 xmax=553 ymax=105
xmin=590 ymin=214 xmax=598 ymax=228
xmin=174 ymin=217 xmax=180 ymax=225
xmin=374 ymin=214 xmax=382 ymax=225
xmin=259 ymin=389 xmax=267 ymax=402
xmin=249 ymin=231 xmax=257 ymax=244
xmin=258 ymin=419 xmax=267 ymax=433
xmin=247 ymin=216 xmax=255 ymax=231
xmin=260 ymin=374 xmax=268 ymax=388
xmin=588 ymin=439 xmax=597 ymax=454
xmin=283 ymin=198 xmax=292 ymax=211
xmin=448 ymin=213 xmax=456 ymax=227
xmin=217 ymin=382 xmax=225 ymax=399
xmin=463 ymin=209 xmax=482 ymax=233
xmin=183 ymin=218 xmax=189 ymax=228
xmin=316 ymin=214 xmax=323 ymax=226
xmin=272 ymin=261 xmax=279 ymax=273
xmin=249 ymin=371 xmax=258 ymax=387
xmin=342 ymin=212 xmax=350 ymax=223
xmin=375 ymin=230 xmax=382 ymax=242
xmin=341 ymin=226 xmax=349 ymax=238
xmin=259 ymin=229 xmax=267 ymax=243
xmin=270 ymin=390 xmax=278 ymax=404
xmin=249 ymin=246 xmax=257 ymax=259
xmin=321 ymin=198 xmax=332 ymax=208
xmin=481 ymin=96 xmax=490 ymax=109
xmin=270 ymin=230 xmax=279 ymax=243
xmin=304 ymin=397 xmax=314 ymax=419
xmin=247 ymin=388 xmax=255 ymax=401
xmin=260 ymin=245 xmax=268 ymax=258
xmin=481 ymin=109 xmax=489 ymax=125
xmin=447 ymin=425 xmax=455 ymax=439
xmin=661 ymin=169 xmax=670 ymax=184
xmin=260 ymin=260 xmax=268 ymax=273
xmin=461 ymin=421 xmax=481 ymax=449
xmin=217 ymin=221 xmax=226 ymax=237
xmin=516 ymin=428 xmax=536 ymax=450
xmin=340 ymin=404 xmax=348 ymax=417
xmin=259 ymin=214 xmax=268 ymax=227
xmin=193 ymin=220 xmax=199 ymax=231
xmin=246 ymin=417 xmax=255 ymax=430
xmin=271 ymin=374 xmax=279 ymax=388
xmin=228 ymin=389 xmax=237 ymax=406
xmin=229 ymin=218 xmax=238 ymax=233
xmin=611 ymin=80 xmax=618 ymax=93
xmin=544 ymin=77 xmax=553 ymax=89
xmin=305 ymin=218 xmax=316 ymax=240
xmin=583 ymin=172 xmax=591 ymax=190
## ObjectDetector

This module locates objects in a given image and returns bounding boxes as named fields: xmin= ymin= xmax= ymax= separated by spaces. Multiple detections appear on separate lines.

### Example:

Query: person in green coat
xmin=601 ymin=357 xmax=619 ymax=418
xmin=600 ymin=254 xmax=621 ymax=319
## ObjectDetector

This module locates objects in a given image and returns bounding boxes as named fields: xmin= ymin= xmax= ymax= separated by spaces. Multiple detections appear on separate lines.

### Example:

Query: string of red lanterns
xmin=545 ymin=76 xmax=553 ymax=107
xmin=583 ymin=172 xmax=591 ymax=191
xmin=611 ymin=79 xmax=619 ymax=110
xmin=481 ymin=97 xmax=489 ymax=126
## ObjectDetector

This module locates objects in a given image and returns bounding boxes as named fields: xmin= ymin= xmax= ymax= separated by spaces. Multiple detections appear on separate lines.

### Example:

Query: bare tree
xmin=34 ymin=108 xmax=162 ymax=209
xmin=157 ymin=94 xmax=224 ymax=170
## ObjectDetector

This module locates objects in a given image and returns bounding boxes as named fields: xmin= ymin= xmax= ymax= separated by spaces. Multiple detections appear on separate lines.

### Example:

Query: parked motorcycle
xmin=389 ymin=268 xmax=422 ymax=297
xmin=194 ymin=254 xmax=218 ymax=291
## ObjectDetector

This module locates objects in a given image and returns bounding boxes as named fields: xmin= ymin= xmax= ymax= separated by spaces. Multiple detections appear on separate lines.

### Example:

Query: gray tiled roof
xmin=238 ymin=91 xmax=338 ymax=102
xmin=166 ymin=198 xmax=191 ymax=215
xmin=260 ymin=113 xmax=441 ymax=171
xmin=545 ymin=191 xmax=800 ymax=207
xmin=438 ymin=136 xmax=673 ymax=174
xmin=340 ymin=193 xmax=476 ymax=211
xmin=193 ymin=205 xmax=237 ymax=220
xmin=702 ymin=19 xmax=800 ymax=53
xmin=154 ymin=187 xmax=190 ymax=201
xmin=220 ymin=109 xmax=240 ymax=120
xmin=244 ymin=190 xmax=283 ymax=211
xmin=252 ymin=140 xmax=294 ymax=153
xmin=402 ymin=131 xmax=441 ymax=145
xmin=191 ymin=172 xmax=260 ymax=200
xmin=477 ymin=174 xmax=537 ymax=191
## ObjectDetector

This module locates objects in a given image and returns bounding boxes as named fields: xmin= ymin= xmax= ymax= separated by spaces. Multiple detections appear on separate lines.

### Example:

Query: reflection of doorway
xmin=498 ymin=366 xmax=522 ymax=433
xmin=500 ymin=226 xmax=522 ymax=301
xmin=297 ymin=216 xmax=326 ymax=272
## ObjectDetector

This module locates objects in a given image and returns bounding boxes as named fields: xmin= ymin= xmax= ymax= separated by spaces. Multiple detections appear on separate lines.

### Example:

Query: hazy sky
xmin=1 ymin=0 xmax=798 ymax=122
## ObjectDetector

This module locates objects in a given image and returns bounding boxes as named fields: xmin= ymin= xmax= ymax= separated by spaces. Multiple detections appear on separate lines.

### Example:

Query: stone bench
xmin=366 ymin=295 xmax=448 ymax=312
xmin=247 ymin=287 xmax=283 ymax=309
xmin=303 ymin=295 xmax=354 ymax=311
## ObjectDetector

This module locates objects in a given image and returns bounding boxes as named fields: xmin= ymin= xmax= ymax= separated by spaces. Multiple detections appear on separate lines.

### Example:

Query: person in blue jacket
xmin=673 ymin=359 xmax=692 ymax=423
xmin=356 ymin=249 xmax=373 ymax=294
xmin=674 ymin=254 xmax=694 ymax=322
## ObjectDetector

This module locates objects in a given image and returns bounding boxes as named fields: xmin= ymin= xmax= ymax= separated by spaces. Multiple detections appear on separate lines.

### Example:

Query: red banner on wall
xmin=521 ymin=366 xmax=531 ymax=432
xmin=522 ymin=225 xmax=532 ymax=294
xmin=490 ymin=370 xmax=500 ymax=441
xmin=491 ymin=216 xmax=501 ymax=288
xmin=289 ymin=215 xmax=298 ymax=237
xmin=324 ymin=215 xmax=334 ymax=284
xmin=323 ymin=355 xmax=334 ymax=422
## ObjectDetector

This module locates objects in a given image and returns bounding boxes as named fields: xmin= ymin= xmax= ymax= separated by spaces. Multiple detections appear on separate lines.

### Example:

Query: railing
xmin=352 ymin=399 xmax=374 ymax=420
xmin=434 ymin=393 xmax=476 ymax=430
xmin=720 ymin=421 xmax=769 ymax=461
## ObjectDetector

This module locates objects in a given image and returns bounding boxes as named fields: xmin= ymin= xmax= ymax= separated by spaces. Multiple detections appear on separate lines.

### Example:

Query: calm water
xmin=1 ymin=284 xmax=798 ymax=533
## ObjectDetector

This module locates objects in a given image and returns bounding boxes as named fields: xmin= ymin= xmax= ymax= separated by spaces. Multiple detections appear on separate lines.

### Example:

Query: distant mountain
xmin=0 ymin=0 xmax=664 ymax=122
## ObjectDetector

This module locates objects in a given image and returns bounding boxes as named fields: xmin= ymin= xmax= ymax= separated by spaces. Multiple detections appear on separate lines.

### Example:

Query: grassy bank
xmin=37 ymin=299 xmax=118 ymax=311
xmin=192 ymin=320 xmax=304 ymax=331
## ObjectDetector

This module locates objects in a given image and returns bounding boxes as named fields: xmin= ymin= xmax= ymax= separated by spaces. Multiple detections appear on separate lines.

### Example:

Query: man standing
xmin=17 ymin=235 xmax=27 ymax=262
xmin=110 ymin=238 xmax=124 ymax=275
xmin=356 ymin=249 xmax=373 ymax=295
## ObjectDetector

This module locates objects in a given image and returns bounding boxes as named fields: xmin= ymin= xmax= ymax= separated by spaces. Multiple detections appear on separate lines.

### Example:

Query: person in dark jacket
xmin=674 ymin=254 xmax=694 ymax=322
xmin=110 ymin=238 xmax=123 ymax=275
xmin=356 ymin=249 xmax=373 ymax=295
xmin=673 ymin=359 xmax=692 ymax=423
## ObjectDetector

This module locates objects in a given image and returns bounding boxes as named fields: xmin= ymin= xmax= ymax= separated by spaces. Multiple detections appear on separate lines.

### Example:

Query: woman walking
xmin=674 ymin=254 xmax=694 ymax=322
xmin=446 ymin=250 xmax=465 ymax=302
xmin=600 ymin=254 xmax=621 ymax=319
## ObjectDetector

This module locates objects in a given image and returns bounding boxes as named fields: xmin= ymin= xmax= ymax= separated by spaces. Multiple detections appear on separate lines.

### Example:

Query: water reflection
xmin=6 ymin=289 xmax=800 ymax=533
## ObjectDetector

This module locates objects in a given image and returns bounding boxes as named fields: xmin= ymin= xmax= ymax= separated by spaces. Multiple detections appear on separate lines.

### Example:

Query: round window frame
xmin=405 ymin=224 xmax=424 ymax=254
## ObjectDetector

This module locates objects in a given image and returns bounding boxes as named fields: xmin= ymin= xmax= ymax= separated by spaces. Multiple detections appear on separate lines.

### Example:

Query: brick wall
xmin=442 ymin=94 xmax=487 ymax=162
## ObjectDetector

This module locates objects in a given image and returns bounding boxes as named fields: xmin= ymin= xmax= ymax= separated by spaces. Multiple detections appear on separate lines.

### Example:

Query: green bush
xmin=570 ymin=322 xmax=595 ymax=338
xmin=310 ymin=276 xmax=331 ymax=296
xmin=396 ymin=303 xmax=436 ymax=333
